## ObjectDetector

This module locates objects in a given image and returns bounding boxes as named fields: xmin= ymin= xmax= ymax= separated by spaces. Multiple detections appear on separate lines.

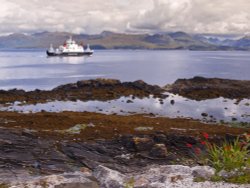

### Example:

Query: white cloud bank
xmin=0 ymin=0 xmax=250 ymax=34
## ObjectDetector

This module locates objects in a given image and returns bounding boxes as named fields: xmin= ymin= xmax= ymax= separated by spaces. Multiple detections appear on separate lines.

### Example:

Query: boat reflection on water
xmin=47 ymin=55 xmax=92 ymax=64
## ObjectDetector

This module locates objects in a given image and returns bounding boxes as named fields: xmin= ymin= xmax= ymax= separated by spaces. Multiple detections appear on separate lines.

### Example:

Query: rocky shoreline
xmin=0 ymin=112 xmax=249 ymax=187
xmin=0 ymin=77 xmax=249 ymax=187
xmin=0 ymin=79 xmax=165 ymax=104
xmin=0 ymin=77 xmax=250 ymax=104
xmin=165 ymin=76 xmax=250 ymax=100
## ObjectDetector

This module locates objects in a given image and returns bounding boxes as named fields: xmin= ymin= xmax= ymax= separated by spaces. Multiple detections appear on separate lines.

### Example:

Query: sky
xmin=1 ymin=0 xmax=250 ymax=35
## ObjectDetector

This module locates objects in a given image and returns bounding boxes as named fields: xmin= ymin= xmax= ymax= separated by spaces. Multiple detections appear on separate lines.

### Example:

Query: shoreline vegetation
xmin=0 ymin=77 xmax=249 ymax=187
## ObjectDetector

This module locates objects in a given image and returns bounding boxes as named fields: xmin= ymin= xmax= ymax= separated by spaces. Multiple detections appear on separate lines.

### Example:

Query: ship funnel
xmin=49 ymin=44 xmax=54 ymax=53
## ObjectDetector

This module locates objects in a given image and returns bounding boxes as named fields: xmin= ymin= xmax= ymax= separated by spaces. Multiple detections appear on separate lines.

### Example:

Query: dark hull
xmin=46 ymin=51 xmax=93 ymax=56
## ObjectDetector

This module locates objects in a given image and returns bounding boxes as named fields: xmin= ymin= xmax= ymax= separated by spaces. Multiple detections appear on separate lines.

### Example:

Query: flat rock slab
xmin=5 ymin=165 xmax=248 ymax=188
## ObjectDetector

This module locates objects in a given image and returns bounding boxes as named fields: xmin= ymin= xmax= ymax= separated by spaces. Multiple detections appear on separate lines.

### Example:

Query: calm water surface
xmin=0 ymin=50 xmax=249 ymax=122
xmin=0 ymin=50 xmax=250 ymax=90
xmin=3 ymin=94 xmax=250 ymax=123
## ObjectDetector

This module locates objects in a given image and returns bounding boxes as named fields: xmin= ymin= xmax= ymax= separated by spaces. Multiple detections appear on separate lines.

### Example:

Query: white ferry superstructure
xmin=46 ymin=36 xmax=94 ymax=56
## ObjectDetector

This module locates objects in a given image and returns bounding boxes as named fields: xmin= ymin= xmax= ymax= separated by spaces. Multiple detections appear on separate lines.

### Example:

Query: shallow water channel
xmin=1 ymin=93 xmax=249 ymax=124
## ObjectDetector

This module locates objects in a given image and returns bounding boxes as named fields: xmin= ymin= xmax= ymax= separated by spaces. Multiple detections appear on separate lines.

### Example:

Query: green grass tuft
xmin=207 ymin=137 xmax=249 ymax=172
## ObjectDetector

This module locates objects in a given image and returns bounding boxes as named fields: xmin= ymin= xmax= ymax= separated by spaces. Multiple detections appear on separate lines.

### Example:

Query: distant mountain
xmin=195 ymin=34 xmax=250 ymax=50
xmin=0 ymin=31 xmax=249 ymax=50
xmin=232 ymin=36 xmax=250 ymax=48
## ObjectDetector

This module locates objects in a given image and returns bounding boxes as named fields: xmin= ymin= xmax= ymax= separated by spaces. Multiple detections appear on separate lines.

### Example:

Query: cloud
xmin=0 ymin=0 xmax=250 ymax=34
xmin=130 ymin=0 xmax=250 ymax=34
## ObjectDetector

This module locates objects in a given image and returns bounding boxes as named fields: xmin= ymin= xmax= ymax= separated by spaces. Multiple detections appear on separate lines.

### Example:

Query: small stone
xmin=232 ymin=117 xmax=237 ymax=121
xmin=201 ymin=113 xmax=208 ymax=117
xmin=150 ymin=144 xmax=168 ymax=158
xmin=87 ymin=123 xmax=95 ymax=128
xmin=33 ymin=161 xmax=41 ymax=169
xmin=154 ymin=134 xmax=166 ymax=143
xmin=120 ymin=135 xmax=135 ymax=149
xmin=55 ymin=182 xmax=99 ymax=188
xmin=217 ymin=170 xmax=229 ymax=178
xmin=126 ymin=100 xmax=133 ymax=103
xmin=170 ymin=100 xmax=175 ymax=105
xmin=159 ymin=99 xmax=164 ymax=105
xmin=191 ymin=166 xmax=215 ymax=180
xmin=93 ymin=165 xmax=125 ymax=188
xmin=134 ymin=127 xmax=154 ymax=132
xmin=133 ymin=177 xmax=149 ymax=187
xmin=133 ymin=137 xmax=154 ymax=151
xmin=217 ymin=169 xmax=242 ymax=179
xmin=170 ymin=175 xmax=184 ymax=183
xmin=64 ymin=124 xmax=87 ymax=134
xmin=80 ymin=167 xmax=92 ymax=176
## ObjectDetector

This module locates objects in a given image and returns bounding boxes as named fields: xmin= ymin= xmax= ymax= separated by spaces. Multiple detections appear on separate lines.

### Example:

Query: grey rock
xmin=218 ymin=170 xmax=230 ymax=178
xmin=153 ymin=134 xmax=166 ymax=143
xmin=170 ymin=100 xmax=175 ymax=105
xmin=126 ymin=100 xmax=133 ymax=103
xmin=133 ymin=137 xmax=154 ymax=151
xmin=76 ymin=79 xmax=121 ymax=88
xmin=217 ymin=169 xmax=244 ymax=179
xmin=8 ymin=171 xmax=99 ymax=188
xmin=133 ymin=177 xmax=150 ymax=188
xmin=149 ymin=144 xmax=168 ymax=158
xmin=191 ymin=166 xmax=215 ymax=179
xmin=134 ymin=127 xmax=154 ymax=132
xmin=93 ymin=165 xmax=125 ymax=188
xmin=201 ymin=113 xmax=208 ymax=117
xmin=55 ymin=182 xmax=99 ymax=188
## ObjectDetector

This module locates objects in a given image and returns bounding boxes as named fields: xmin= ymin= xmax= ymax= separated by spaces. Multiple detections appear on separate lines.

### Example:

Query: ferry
xmin=46 ymin=36 xmax=94 ymax=56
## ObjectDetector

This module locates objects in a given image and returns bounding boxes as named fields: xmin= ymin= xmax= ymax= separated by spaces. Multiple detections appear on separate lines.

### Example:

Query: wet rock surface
xmin=165 ymin=76 xmax=250 ymax=100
